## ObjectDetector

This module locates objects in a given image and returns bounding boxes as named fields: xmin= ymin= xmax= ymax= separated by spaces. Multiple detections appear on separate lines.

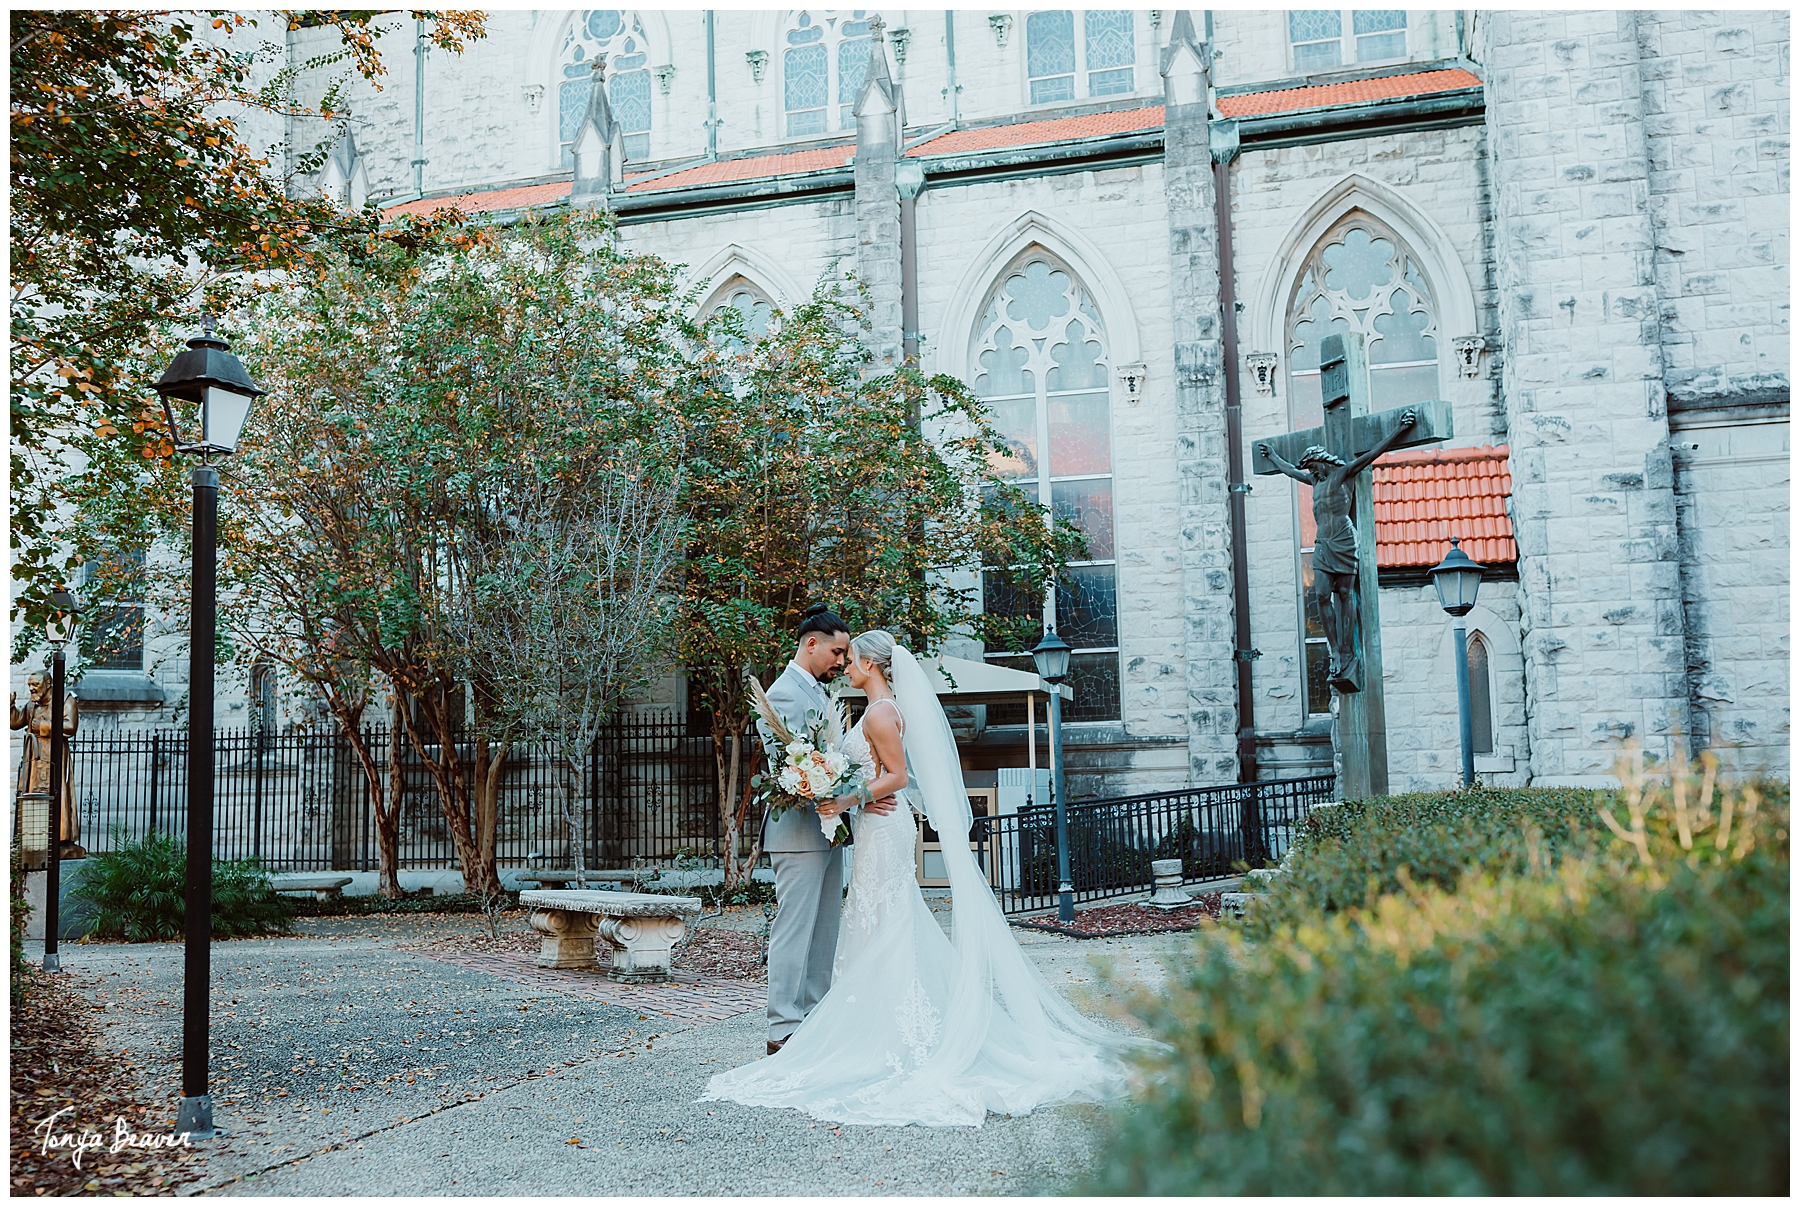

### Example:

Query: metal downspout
xmin=943 ymin=10 xmax=961 ymax=127
xmin=411 ymin=18 xmax=427 ymax=197
xmin=899 ymin=172 xmax=921 ymax=364
xmin=1213 ymin=143 xmax=1257 ymax=783
xmin=705 ymin=10 xmax=718 ymax=160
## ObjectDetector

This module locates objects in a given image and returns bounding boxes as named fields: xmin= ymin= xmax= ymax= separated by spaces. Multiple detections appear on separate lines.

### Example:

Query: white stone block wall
xmin=1637 ymin=11 xmax=1789 ymax=404
xmin=1379 ymin=580 xmax=1531 ymax=791
xmin=1482 ymin=10 xmax=1694 ymax=785
xmin=1673 ymin=421 xmax=1791 ymax=776
xmin=1230 ymin=123 xmax=1502 ymax=734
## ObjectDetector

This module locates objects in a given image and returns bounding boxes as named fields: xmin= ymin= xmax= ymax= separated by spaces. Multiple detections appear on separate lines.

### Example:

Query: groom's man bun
xmin=797 ymin=603 xmax=850 ymax=640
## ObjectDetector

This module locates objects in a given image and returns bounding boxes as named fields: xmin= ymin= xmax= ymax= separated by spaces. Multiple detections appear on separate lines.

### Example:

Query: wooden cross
xmin=1251 ymin=331 xmax=1453 ymax=800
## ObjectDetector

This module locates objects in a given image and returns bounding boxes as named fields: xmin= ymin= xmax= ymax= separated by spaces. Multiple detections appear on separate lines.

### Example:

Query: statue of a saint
xmin=1257 ymin=406 xmax=1416 ymax=693
xmin=12 ymin=671 xmax=83 ymax=858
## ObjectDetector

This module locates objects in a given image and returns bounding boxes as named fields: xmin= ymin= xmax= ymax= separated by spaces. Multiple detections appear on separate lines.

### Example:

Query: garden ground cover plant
xmin=1088 ymin=763 xmax=1789 ymax=1195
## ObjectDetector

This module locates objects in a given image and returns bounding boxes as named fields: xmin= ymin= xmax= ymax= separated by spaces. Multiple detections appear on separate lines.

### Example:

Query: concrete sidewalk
xmin=26 ymin=908 xmax=1194 ymax=1195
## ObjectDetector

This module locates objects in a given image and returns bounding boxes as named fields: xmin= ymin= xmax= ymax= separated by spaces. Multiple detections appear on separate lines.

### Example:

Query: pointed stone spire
xmin=853 ymin=15 xmax=903 ymax=371
xmin=1160 ymin=9 xmax=1210 ymax=111
xmin=571 ymin=54 xmax=625 ymax=206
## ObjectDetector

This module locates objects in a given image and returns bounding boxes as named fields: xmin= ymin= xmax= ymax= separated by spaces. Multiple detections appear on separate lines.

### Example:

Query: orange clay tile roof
xmin=1373 ymin=444 xmax=1515 ymax=569
xmin=384 ymin=179 xmax=572 ymax=219
xmin=905 ymin=104 xmax=1166 ymax=157
xmin=1218 ymin=67 xmax=1483 ymax=119
xmin=624 ymin=144 xmax=856 ymax=192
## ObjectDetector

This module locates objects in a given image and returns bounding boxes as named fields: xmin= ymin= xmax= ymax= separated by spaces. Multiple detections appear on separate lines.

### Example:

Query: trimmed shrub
xmin=1089 ymin=775 xmax=1789 ymax=1196
xmin=71 ymin=828 xmax=292 ymax=941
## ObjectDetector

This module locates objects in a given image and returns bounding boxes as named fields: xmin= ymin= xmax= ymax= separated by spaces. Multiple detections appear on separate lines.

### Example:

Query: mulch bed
xmin=1010 ymin=895 xmax=1223 ymax=939
xmin=10 ymin=968 xmax=207 ymax=1197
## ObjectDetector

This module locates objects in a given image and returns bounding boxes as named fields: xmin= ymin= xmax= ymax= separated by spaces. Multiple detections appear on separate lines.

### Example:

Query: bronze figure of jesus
xmin=1257 ymin=406 xmax=1416 ymax=693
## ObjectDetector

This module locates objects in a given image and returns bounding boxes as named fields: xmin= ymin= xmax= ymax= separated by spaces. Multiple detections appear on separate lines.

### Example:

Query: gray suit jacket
xmin=758 ymin=664 xmax=834 ymax=853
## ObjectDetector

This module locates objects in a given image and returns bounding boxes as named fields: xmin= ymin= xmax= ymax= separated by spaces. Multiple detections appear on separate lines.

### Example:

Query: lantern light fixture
xmin=151 ymin=318 xmax=266 ymax=457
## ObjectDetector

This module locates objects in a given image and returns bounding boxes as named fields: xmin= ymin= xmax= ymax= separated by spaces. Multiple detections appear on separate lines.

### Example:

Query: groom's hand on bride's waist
xmin=862 ymin=794 xmax=899 ymax=816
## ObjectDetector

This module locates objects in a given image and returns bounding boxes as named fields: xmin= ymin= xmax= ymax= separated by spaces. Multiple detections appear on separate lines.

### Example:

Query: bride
xmin=703 ymin=630 xmax=1142 ymax=1127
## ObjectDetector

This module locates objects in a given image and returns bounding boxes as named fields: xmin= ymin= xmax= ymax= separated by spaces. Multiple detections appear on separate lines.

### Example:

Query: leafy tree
xmin=675 ymin=283 xmax=1086 ymax=887
xmin=10 ymin=8 xmax=483 ymax=646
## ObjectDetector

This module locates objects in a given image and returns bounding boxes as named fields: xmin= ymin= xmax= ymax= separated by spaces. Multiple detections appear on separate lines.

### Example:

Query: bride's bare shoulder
xmin=862 ymin=697 xmax=905 ymax=740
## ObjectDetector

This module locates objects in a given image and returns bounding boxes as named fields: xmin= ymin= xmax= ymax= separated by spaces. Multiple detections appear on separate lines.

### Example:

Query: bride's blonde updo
xmin=851 ymin=629 xmax=895 ymax=676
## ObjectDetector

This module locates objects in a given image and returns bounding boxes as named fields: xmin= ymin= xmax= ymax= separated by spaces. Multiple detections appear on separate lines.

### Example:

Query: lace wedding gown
xmin=703 ymin=658 xmax=1141 ymax=1128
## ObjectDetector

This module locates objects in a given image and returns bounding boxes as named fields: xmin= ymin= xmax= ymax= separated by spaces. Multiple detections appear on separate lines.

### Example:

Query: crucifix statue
xmin=1252 ymin=331 xmax=1453 ymax=799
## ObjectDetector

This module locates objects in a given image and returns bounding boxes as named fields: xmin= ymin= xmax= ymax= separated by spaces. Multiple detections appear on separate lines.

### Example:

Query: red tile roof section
xmin=1372 ymin=444 xmax=1514 ymax=569
xmin=384 ymin=179 xmax=572 ymax=219
xmin=905 ymin=104 xmax=1166 ymax=158
xmin=624 ymin=144 xmax=855 ymax=192
xmin=1218 ymin=68 xmax=1482 ymax=119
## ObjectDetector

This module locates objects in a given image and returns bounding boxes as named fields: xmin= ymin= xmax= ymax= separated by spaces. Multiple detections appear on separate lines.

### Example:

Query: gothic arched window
xmin=972 ymin=253 xmax=1120 ymax=723
xmin=702 ymin=276 xmax=777 ymax=351
xmin=1286 ymin=211 xmax=1442 ymax=714
xmin=559 ymin=10 xmax=653 ymax=167
xmin=1467 ymin=632 xmax=1494 ymax=754
xmin=783 ymin=10 xmax=875 ymax=137
xmin=1026 ymin=10 xmax=1136 ymax=105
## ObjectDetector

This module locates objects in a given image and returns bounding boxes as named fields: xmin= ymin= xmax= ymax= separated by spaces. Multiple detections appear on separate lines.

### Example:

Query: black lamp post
xmin=152 ymin=318 xmax=264 ymax=1141
xmin=1428 ymin=537 xmax=1486 ymax=788
xmin=42 ymin=586 xmax=79 ymax=973
xmin=1030 ymin=625 xmax=1074 ymax=923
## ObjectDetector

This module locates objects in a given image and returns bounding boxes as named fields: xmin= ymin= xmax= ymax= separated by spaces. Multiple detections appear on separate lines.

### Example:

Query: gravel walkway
xmin=25 ymin=903 xmax=1193 ymax=1196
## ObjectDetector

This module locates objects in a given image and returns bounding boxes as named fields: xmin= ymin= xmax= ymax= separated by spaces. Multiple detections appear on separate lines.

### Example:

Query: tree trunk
xmin=560 ymin=751 xmax=586 ymax=880
xmin=714 ymin=720 xmax=762 ymax=890
xmin=474 ymin=736 xmax=508 ymax=884
xmin=399 ymin=682 xmax=503 ymax=895
xmin=324 ymin=694 xmax=403 ymax=899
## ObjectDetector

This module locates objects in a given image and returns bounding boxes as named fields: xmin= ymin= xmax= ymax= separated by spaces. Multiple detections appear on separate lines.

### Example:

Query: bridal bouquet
xmin=747 ymin=673 xmax=867 ymax=847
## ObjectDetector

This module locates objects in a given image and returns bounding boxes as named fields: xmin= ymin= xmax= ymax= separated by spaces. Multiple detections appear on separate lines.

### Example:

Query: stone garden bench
xmin=270 ymin=874 xmax=353 ymax=902
xmin=515 ymin=869 xmax=652 ymax=890
xmin=520 ymin=889 xmax=704 ymax=983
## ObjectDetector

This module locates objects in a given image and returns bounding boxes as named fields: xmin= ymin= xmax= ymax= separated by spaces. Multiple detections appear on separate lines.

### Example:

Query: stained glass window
xmin=1285 ymin=211 xmax=1441 ymax=715
xmin=1289 ymin=10 xmax=1406 ymax=70
xmin=1026 ymin=10 xmax=1134 ymax=105
xmin=973 ymin=253 xmax=1120 ymax=723
xmin=1084 ymin=10 xmax=1134 ymax=96
xmin=1026 ymin=11 xmax=1076 ymax=103
xmin=783 ymin=11 xmax=871 ymax=138
xmin=558 ymin=11 xmax=654 ymax=168
xmin=83 ymin=552 xmax=146 ymax=672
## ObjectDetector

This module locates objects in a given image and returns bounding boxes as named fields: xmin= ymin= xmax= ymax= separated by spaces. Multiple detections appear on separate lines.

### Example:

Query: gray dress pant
xmin=764 ymin=845 xmax=844 ymax=1043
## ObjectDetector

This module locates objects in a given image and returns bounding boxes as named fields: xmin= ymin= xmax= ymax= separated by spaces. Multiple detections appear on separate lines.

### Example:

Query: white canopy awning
xmin=836 ymin=653 xmax=1072 ymax=704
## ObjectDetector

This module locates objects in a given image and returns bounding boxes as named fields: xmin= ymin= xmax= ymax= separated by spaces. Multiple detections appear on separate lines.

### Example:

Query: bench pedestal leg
xmin=529 ymin=908 xmax=599 ymax=969
xmin=596 ymin=915 xmax=686 ymax=982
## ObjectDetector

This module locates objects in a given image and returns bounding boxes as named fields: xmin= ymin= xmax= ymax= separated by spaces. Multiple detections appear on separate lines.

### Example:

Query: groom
xmin=757 ymin=605 xmax=897 ymax=1055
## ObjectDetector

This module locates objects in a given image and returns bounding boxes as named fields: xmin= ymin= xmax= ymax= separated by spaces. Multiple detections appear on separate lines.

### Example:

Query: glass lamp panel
xmin=1047 ymin=392 xmax=1110 ymax=476
xmin=1369 ymin=363 xmax=1439 ymax=408
xmin=1055 ymin=565 xmax=1117 ymax=648
xmin=984 ymin=396 xmax=1040 ymax=481
xmin=1051 ymin=479 xmax=1114 ymax=560
xmin=202 ymin=387 xmax=254 ymax=451
xmin=1065 ymin=652 xmax=1121 ymax=723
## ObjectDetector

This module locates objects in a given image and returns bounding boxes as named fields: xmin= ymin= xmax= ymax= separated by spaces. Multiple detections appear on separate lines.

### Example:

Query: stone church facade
xmin=56 ymin=9 xmax=1788 ymax=799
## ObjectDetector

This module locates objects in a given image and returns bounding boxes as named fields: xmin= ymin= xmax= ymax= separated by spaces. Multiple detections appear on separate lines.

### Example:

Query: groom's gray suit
xmin=758 ymin=662 xmax=844 ymax=1045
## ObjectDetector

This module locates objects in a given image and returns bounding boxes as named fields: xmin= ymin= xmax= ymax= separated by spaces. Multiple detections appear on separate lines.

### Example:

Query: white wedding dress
xmin=702 ymin=646 xmax=1140 ymax=1127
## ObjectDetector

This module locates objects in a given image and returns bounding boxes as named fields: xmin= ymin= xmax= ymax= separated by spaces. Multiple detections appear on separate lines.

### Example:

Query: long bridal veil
xmin=881 ymin=644 xmax=1143 ymax=1119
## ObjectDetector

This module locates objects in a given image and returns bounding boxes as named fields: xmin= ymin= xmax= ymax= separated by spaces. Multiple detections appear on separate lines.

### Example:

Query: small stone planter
xmin=520 ymin=889 xmax=704 ymax=982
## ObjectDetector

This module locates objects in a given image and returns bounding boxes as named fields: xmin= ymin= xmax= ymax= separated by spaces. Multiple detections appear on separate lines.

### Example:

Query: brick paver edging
xmin=410 ymin=949 xmax=766 ymax=1024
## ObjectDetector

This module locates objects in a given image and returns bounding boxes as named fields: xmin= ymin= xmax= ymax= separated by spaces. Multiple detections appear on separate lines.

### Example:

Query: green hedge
xmin=71 ymin=829 xmax=293 ymax=941
xmin=1088 ymin=778 xmax=1789 ymax=1195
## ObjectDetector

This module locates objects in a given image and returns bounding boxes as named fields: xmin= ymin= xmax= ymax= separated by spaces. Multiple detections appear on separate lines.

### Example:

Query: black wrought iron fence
xmin=971 ymin=775 xmax=1336 ymax=915
xmin=46 ymin=712 xmax=740 ymax=875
